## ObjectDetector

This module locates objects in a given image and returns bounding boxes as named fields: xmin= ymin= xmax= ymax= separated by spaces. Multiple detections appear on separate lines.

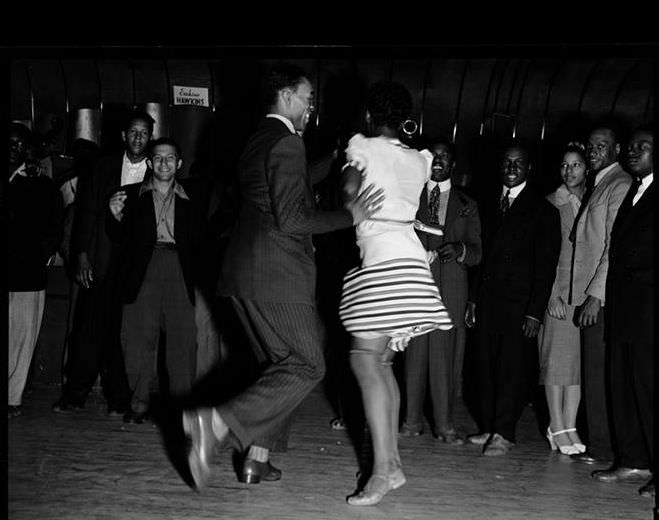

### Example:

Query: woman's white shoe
xmin=546 ymin=427 xmax=580 ymax=455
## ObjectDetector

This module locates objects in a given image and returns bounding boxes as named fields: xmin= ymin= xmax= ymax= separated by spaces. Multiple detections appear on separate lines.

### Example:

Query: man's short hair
xmin=261 ymin=63 xmax=309 ymax=110
xmin=148 ymin=136 xmax=182 ymax=159
xmin=500 ymin=137 xmax=532 ymax=162
xmin=123 ymin=109 xmax=155 ymax=134
xmin=428 ymin=136 xmax=456 ymax=160
xmin=10 ymin=121 xmax=32 ymax=143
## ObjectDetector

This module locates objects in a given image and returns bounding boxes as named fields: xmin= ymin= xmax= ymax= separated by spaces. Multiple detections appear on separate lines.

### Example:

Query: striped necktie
xmin=500 ymin=189 xmax=511 ymax=215
xmin=429 ymin=184 xmax=442 ymax=225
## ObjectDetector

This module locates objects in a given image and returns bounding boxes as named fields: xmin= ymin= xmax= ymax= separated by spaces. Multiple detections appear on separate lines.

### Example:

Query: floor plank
xmin=8 ymin=383 xmax=653 ymax=520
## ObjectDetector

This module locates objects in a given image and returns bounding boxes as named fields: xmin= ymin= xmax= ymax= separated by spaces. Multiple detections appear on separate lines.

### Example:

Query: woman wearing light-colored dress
xmin=539 ymin=143 xmax=588 ymax=455
xmin=339 ymin=81 xmax=452 ymax=506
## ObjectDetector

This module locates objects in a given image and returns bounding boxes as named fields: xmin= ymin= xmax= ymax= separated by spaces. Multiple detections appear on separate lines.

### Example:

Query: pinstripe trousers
xmin=217 ymin=297 xmax=326 ymax=451
xmin=8 ymin=291 xmax=46 ymax=406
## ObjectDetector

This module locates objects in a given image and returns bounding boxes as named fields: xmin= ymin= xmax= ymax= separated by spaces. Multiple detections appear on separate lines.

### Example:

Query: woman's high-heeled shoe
xmin=561 ymin=427 xmax=586 ymax=453
xmin=546 ymin=427 xmax=579 ymax=455
xmin=347 ymin=469 xmax=406 ymax=506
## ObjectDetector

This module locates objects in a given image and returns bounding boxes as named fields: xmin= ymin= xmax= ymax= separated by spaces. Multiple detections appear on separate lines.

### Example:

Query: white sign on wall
xmin=173 ymin=86 xmax=209 ymax=107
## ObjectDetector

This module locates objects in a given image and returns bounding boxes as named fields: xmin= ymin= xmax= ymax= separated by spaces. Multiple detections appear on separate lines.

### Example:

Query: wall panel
xmin=10 ymin=59 xmax=32 ymax=125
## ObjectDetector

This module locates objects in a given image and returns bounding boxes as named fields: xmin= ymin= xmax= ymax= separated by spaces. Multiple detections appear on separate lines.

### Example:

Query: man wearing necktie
xmin=568 ymin=125 xmax=632 ymax=467
xmin=591 ymin=127 xmax=654 ymax=498
xmin=401 ymin=139 xmax=482 ymax=443
xmin=465 ymin=142 xmax=561 ymax=456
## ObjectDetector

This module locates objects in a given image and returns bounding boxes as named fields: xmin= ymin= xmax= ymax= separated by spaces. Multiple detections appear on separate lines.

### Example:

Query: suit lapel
xmin=614 ymin=182 xmax=654 ymax=236
xmin=443 ymin=189 xmax=460 ymax=238
xmin=112 ymin=154 xmax=125 ymax=187
xmin=490 ymin=185 xmax=532 ymax=252
xmin=174 ymin=194 xmax=189 ymax=249
xmin=417 ymin=186 xmax=430 ymax=222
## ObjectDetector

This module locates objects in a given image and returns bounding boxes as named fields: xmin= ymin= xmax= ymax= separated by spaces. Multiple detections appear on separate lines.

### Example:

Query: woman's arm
xmin=341 ymin=165 xmax=362 ymax=203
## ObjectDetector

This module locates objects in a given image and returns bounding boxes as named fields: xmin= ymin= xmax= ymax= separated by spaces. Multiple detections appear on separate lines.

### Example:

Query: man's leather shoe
xmin=398 ymin=423 xmax=423 ymax=437
xmin=482 ymin=433 xmax=514 ymax=456
xmin=123 ymin=410 xmax=149 ymax=424
xmin=591 ymin=466 xmax=652 ymax=483
xmin=182 ymin=407 xmax=218 ymax=490
xmin=570 ymin=451 xmax=611 ymax=465
xmin=638 ymin=479 xmax=655 ymax=498
xmin=436 ymin=428 xmax=465 ymax=445
xmin=467 ymin=432 xmax=491 ymax=445
xmin=239 ymin=458 xmax=282 ymax=484
xmin=52 ymin=396 xmax=85 ymax=413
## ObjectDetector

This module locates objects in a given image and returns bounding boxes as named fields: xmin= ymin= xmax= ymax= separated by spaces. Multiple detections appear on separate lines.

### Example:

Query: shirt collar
xmin=139 ymin=176 xmax=189 ymax=200
xmin=123 ymin=152 xmax=147 ymax=168
xmin=427 ymin=178 xmax=452 ymax=193
xmin=594 ymin=161 xmax=618 ymax=187
xmin=8 ymin=162 xmax=26 ymax=183
xmin=266 ymin=114 xmax=296 ymax=135
xmin=502 ymin=180 xmax=526 ymax=198
xmin=640 ymin=172 xmax=653 ymax=188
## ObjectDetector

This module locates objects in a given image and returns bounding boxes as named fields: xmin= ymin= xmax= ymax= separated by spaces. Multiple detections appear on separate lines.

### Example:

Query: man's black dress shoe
xmin=569 ymin=451 xmax=611 ymax=465
xmin=239 ymin=458 xmax=282 ymax=484
xmin=435 ymin=429 xmax=465 ymax=445
xmin=123 ymin=410 xmax=149 ymax=424
xmin=591 ymin=466 xmax=652 ymax=483
xmin=638 ymin=479 xmax=655 ymax=498
xmin=182 ymin=408 xmax=218 ymax=490
xmin=52 ymin=396 xmax=85 ymax=413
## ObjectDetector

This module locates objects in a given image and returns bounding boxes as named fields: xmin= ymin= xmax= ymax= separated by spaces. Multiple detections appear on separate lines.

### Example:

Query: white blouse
xmin=346 ymin=133 xmax=432 ymax=266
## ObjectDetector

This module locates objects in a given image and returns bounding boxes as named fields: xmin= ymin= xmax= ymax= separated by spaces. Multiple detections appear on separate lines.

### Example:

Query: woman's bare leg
xmin=563 ymin=384 xmax=583 ymax=446
xmin=381 ymin=346 xmax=401 ymax=470
xmin=349 ymin=335 xmax=395 ymax=477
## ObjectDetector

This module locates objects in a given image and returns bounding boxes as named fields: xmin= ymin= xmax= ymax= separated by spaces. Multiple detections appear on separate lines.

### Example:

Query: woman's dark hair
xmin=562 ymin=141 xmax=588 ymax=164
xmin=261 ymin=63 xmax=308 ymax=110
xmin=148 ymin=136 xmax=182 ymax=159
xmin=365 ymin=81 xmax=413 ymax=130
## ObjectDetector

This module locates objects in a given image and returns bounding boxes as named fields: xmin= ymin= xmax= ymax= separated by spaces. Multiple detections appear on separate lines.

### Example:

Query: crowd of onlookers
xmin=6 ymin=86 xmax=654 ymax=500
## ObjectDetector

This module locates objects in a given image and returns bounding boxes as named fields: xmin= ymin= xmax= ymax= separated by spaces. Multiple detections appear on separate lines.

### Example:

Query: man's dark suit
xmin=107 ymin=177 xmax=209 ymax=407
xmin=62 ymin=153 xmax=130 ymax=410
xmin=217 ymin=117 xmax=353 ymax=451
xmin=605 ymin=181 xmax=654 ymax=470
xmin=108 ymin=178 xmax=208 ymax=306
xmin=404 ymin=185 xmax=481 ymax=434
xmin=472 ymin=183 xmax=560 ymax=442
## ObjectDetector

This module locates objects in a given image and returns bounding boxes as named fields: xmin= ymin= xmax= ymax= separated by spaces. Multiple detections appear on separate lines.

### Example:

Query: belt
xmin=154 ymin=242 xmax=177 ymax=250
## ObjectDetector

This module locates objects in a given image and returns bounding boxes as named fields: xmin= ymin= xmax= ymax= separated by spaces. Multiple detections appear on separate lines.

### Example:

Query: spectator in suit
xmin=465 ymin=141 xmax=561 ymax=456
xmin=591 ymin=127 xmax=654 ymax=498
xmin=52 ymin=109 xmax=154 ymax=416
xmin=180 ymin=63 xmax=383 ymax=490
xmin=400 ymin=137 xmax=481 ymax=444
xmin=107 ymin=137 xmax=208 ymax=424
xmin=569 ymin=125 xmax=632 ymax=466
xmin=7 ymin=122 xmax=62 ymax=417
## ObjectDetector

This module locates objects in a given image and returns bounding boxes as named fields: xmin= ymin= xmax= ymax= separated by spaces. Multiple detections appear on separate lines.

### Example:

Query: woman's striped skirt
xmin=339 ymin=257 xmax=453 ymax=340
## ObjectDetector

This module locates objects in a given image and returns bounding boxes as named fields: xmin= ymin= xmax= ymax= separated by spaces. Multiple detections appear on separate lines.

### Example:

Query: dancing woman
xmin=339 ymin=81 xmax=453 ymax=506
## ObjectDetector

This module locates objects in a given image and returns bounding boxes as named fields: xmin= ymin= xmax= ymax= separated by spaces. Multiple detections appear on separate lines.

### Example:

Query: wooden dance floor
xmin=8 ymin=381 xmax=653 ymax=520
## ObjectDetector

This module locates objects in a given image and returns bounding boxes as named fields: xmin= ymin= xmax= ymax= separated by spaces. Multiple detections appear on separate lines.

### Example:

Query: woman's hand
xmin=546 ymin=296 xmax=567 ymax=320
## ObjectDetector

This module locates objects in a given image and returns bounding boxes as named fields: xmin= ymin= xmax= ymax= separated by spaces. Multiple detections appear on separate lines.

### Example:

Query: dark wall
xmin=9 ymin=50 xmax=655 ymax=195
